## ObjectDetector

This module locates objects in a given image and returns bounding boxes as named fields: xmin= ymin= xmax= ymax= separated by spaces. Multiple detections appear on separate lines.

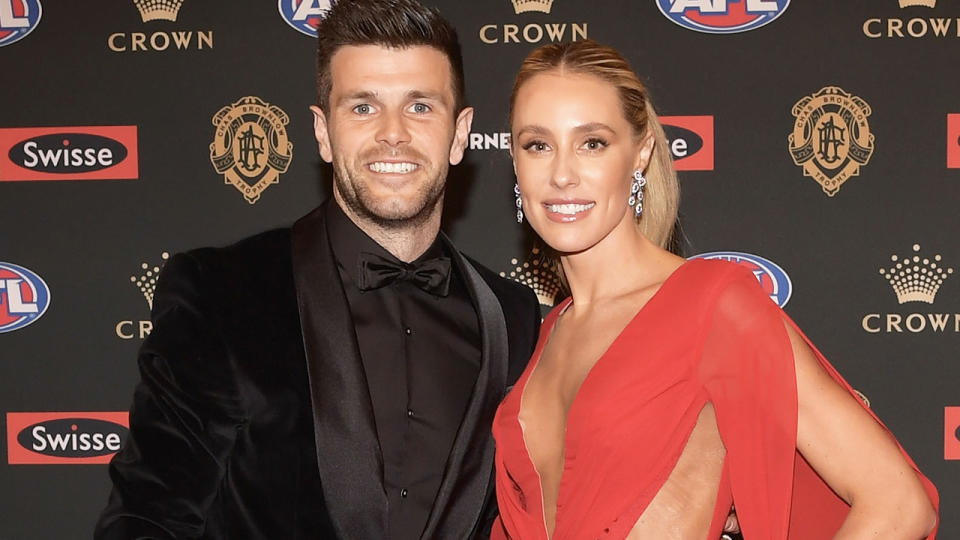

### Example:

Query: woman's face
xmin=511 ymin=71 xmax=652 ymax=255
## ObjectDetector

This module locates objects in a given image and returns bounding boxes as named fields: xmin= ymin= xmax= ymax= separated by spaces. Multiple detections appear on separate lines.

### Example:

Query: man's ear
xmin=448 ymin=106 xmax=475 ymax=166
xmin=310 ymin=105 xmax=333 ymax=163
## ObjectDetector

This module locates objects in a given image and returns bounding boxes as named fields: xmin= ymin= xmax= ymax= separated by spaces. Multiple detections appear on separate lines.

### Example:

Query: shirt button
xmin=407 ymin=409 xmax=414 ymax=418
xmin=404 ymin=327 xmax=412 ymax=335
xmin=400 ymin=488 xmax=408 ymax=498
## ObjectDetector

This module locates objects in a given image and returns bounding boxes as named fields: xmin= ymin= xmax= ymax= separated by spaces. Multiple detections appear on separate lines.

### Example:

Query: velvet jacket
xmin=95 ymin=204 xmax=542 ymax=539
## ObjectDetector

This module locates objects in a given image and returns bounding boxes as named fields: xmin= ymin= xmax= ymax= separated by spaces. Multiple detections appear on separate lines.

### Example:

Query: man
xmin=95 ymin=1 xmax=541 ymax=538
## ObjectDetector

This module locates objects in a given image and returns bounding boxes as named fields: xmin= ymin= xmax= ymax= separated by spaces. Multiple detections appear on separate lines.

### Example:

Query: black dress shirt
xmin=325 ymin=203 xmax=482 ymax=540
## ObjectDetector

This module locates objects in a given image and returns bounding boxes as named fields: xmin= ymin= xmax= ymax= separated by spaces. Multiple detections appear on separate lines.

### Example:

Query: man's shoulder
xmin=161 ymin=228 xmax=294 ymax=293
xmin=459 ymin=253 xmax=538 ymax=309
xmin=184 ymin=228 xmax=291 ymax=266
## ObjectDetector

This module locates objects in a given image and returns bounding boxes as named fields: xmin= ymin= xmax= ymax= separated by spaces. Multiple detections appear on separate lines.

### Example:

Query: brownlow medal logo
xmin=209 ymin=96 xmax=293 ymax=204
xmin=788 ymin=86 xmax=874 ymax=196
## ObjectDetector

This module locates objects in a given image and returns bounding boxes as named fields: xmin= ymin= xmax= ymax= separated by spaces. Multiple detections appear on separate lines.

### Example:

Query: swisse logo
xmin=9 ymin=133 xmax=126 ymax=173
xmin=108 ymin=0 xmax=213 ymax=52
xmin=948 ymin=114 xmax=960 ymax=169
xmin=660 ymin=115 xmax=714 ymax=171
xmin=0 ymin=0 xmax=42 ymax=47
xmin=6 ymin=412 xmax=128 ymax=464
xmin=278 ymin=0 xmax=330 ymax=37
xmin=469 ymin=131 xmax=511 ymax=151
xmin=863 ymin=0 xmax=960 ymax=39
xmin=479 ymin=0 xmax=587 ymax=45
xmin=0 ymin=261 xmax=50 ymax=333
xmin=0 ymin=126 xmax=138 ymax=181
xmin=657 ymin=0 xmax=790 ymax=34
xmin=689 ymin=251 xmax=792 ymax=307
xmin=862 ymin=244 xmax=958 ymax=334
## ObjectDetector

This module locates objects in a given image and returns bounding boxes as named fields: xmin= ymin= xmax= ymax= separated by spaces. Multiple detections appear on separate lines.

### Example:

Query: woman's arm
xmin=789 ymin=324 xmax=937 ymax=539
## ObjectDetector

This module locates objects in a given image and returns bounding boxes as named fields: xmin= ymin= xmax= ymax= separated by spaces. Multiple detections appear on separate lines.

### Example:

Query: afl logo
xmin=278 ymin=0 xmax=330 ymax=37
xmin=656 ymin=0 xmax=790 ymax=34
xmin=0 ymin=262 xmax=50 ymax=333
xmin=690 ymin=251 xmax=792 ymax=307
xmin=0 ymin=0 xmax=42 ymax=47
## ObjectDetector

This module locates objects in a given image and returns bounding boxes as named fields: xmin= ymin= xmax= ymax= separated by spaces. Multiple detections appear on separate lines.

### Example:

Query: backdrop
xmin=1 ymin=1 xmax=958 ymax=538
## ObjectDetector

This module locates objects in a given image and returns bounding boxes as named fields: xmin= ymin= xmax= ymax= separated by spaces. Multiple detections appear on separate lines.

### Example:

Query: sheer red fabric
xmin=491 ymin=259 xmax=938 ymax=539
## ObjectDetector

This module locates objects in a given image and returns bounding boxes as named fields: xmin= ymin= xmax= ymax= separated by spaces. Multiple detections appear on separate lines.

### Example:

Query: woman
xmin=491 ymin=40 xmax=939 ymax=540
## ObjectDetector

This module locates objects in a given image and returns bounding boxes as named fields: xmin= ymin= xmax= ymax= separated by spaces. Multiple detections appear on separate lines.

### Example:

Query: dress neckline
xmin=516 ymin=258 xmax=698 ymax=539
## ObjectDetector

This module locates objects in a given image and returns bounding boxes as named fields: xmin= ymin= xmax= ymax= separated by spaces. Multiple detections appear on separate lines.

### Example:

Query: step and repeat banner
xmin=1 ymin=1 xmax=958 ymax=538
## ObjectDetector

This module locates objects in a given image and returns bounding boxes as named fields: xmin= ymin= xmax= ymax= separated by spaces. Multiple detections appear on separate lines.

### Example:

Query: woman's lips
xmin=542 ymin=199 xmax=595 ymax=223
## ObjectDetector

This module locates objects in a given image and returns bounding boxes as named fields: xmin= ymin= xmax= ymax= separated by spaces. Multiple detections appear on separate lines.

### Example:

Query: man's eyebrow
xmin=337 ymin=90 xmax=379 ymax=104
xmin=408 ymin=90 xmax=448 ymax=104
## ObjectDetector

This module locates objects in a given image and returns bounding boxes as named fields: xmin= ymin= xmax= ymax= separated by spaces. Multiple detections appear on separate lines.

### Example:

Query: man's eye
xmin=411 ymin=103 xmax=431 ymax=114
xmin=353 ymin=104 xmax=373 ymax=115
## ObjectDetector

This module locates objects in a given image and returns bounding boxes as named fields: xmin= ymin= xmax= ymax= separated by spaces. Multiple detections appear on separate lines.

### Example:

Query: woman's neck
xmin=560 ymin=219 xmax=680 ymax=307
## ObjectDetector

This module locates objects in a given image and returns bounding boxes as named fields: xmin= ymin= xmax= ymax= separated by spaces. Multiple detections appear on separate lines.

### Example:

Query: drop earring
xmin=628 ymin=170 xmax=647 ymax=217
xmin=515 ymin=183 xmax=523 ymax=223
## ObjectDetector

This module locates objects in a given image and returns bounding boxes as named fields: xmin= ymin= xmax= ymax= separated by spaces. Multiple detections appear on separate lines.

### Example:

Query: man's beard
xmin=332 ymin=156 xmax=448 ymax=230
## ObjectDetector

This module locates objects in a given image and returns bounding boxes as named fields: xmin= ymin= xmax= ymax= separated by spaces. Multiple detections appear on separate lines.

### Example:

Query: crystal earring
xmin=628 ymin=170 xmax=647 ymax=217
xmin=514 ymin=183 xmax=523 ymax=223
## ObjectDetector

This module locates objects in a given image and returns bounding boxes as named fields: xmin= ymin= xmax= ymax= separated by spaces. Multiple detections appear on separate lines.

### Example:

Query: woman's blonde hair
xmin=509 ymin=39 xmax=680 ymax=249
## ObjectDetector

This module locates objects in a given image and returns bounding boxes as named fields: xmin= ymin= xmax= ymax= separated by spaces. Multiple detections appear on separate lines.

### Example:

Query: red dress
xmin=491 ymin=259 xmax=938 ymax=539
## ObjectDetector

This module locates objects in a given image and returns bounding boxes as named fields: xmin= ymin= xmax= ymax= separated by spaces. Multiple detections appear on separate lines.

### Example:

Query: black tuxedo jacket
xmin=95 ymin=205 xmax=541 ymax=539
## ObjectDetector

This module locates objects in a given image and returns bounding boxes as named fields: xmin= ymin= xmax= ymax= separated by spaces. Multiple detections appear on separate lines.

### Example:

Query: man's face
xmin=312 ymin=45 xmax=473 ymax=229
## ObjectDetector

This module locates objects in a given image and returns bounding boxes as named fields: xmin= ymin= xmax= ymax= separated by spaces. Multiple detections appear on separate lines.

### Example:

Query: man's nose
xmin=376 ymin=110 xmax=412 ymax=147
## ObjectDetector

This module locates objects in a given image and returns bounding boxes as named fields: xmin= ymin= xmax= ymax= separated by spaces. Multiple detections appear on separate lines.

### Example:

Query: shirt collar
xmin=325 ymin=201 xmax=448 ymax=286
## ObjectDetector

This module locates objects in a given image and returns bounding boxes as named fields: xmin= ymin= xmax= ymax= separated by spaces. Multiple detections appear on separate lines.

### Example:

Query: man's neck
xmin=334 ymin=199 xmax=442 ymax=263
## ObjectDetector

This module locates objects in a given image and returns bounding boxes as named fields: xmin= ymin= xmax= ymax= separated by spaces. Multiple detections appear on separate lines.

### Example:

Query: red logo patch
xmin=6 ymin=411 xmax=129 ymax=464
xmin=948 ymin=114 xmax=960 ymax=169
xmin=946 ymin=406 xmax=960 ymax=460
xmin=0 ymin=126 xmax=138 ymax=181
xmin=660 ymin=116 xmax=714 ymax=171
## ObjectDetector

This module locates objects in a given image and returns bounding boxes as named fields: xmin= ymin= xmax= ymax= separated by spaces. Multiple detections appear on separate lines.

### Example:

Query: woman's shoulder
xmin=670 ymin=257 xmax=759 ymax=298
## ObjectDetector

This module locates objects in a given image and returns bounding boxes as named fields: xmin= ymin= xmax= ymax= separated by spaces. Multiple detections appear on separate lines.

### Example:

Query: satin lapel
xmin=290 ymin=206 xmax=387 ymax=539
xmin=421 ymin=238 xmax=509 ymax=539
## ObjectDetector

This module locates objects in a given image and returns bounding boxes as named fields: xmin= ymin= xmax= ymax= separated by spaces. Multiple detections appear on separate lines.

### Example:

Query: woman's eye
xmin=583 ymin=138 xmax=608 ymax=151
xmin=522 ymin=141 xmax=549 ymax=152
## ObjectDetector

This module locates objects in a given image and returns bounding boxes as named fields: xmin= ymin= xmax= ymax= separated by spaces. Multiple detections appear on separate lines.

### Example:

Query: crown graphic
xmin=133 ymin=0 xmax=185 ymax=22
xmin=512 ymin=0 xmax=554 ymax=14
xmin=878 ymin=244 xmax=953 ymax=304
xmin=899 ymin=0 xmax=935 ymax=7
xmin=500 ymin=247 xmax=564 ymax=307
xmin=130 ymin=252 xmax=170 ymax=310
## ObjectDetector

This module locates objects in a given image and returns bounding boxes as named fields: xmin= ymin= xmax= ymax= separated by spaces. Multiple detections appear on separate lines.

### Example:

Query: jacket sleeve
xmin=95 ymin=252 xmax=246 ymax=539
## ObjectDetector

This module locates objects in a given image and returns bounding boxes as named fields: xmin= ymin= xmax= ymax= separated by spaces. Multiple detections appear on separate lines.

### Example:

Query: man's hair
xmin=315 ymin=0 xmax=466 ymax=115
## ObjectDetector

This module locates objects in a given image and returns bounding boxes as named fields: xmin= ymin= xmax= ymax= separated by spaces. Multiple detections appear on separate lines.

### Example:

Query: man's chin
xmin=357 ymin=198 xmax=435 ymax=226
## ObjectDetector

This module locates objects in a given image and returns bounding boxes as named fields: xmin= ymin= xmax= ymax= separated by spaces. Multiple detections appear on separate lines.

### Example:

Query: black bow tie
xmin=357 ymin=251 xmax=452 ymax=297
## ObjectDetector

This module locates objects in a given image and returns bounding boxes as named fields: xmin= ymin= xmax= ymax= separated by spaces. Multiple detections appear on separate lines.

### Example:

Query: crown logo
xmin=500 ymin=247 xmax=564 ymax=307
xmin=899 ymin=0 xmax=935 ymax=7
xmin=133 ymin=0 xmax=185 ymax=22
xmin=879 ymin=244 xmax=953 ymax=304
xmin=512 ymin=0 xmax=554 ymax=14
xmin=130 ymin=252 xmax=170 ymax=309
